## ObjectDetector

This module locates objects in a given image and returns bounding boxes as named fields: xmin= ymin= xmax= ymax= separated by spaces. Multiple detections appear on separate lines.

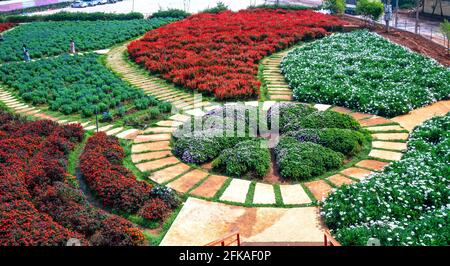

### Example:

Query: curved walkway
xmin=106 ymin=44 xmax=215 ymax=112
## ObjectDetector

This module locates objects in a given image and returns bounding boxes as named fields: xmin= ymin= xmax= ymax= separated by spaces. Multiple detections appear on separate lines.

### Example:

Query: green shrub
xmin=2 ymin=12 xmax=144 ymax=23
xmin=212 ymin=139 xmax=270 ymax=178
xmin=275 ymin=137 xmax=344 ymax=181
xmin=322 ymin=114 xmax=450 ymax=246
xmin=151 ymin=9 xmax=191 ymax=19
xmin=201 ymin=2 xmax=229 ymax=14
xmin=299 ymin=111 xmax=361 ymax=131
xmin=148 ymin=107 xmax=160 ymax=119
xmin=356 ymin=0 xmax=384 ymax=21
xmin=324 ymin=0 xmax=346 ymax=15
xmin=157 ymin=101 xmax=172 ymax=113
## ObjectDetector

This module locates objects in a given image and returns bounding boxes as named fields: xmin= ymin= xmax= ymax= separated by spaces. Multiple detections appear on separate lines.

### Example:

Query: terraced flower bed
xmin=282 ymin=30 xmax=450 ymax=117
xmin=0 ymin=18 xmax=174 ymax=63
xmin=128 ymin=9 xmax=345 ymax=100
xmin=0 ymin=53 xmax=169 ymax=118
xmin=172 ymin=103 xmax=370 ymax=181
xmin=80 ymin=132 xmax=180 ymax=222
xmin=322 ymin=114 xmax=450 ymax=246
xmin=0 ymin=111 xmax=145 ymax=246
xmin=0 ymin=22 xmax=16 ymax=32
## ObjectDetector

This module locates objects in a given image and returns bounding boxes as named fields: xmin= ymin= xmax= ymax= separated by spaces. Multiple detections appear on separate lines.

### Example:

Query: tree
xmin=356 ymin=0 xmax=385 ymax=26
xmin=324 ymin=0 xmax=346 ymax=15
xmin=440 ymin=19 xmax=450 ymax=53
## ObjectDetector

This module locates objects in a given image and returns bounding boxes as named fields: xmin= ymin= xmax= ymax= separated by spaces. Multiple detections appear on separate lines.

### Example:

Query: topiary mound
xmin=172 ymin=103 xmax=369 ymax=181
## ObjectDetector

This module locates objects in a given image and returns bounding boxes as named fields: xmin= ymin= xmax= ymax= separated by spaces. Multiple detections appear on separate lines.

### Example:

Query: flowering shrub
xmin=173 ymin=103 xmax=365 ymax=180
xmin=138 ymin=198 xmax=170 ymax=221
xmin=0 ymin=22 xmax=16 ymax=33
xmin=0 ymin=54 xmax=170 ymax=117
xmin=321 ymin=114 xmax=450 ymax=246
xmin=282 ymin=30 xmax=450 ymax=117
xmin=0 ymin=18 xmax=174 ymax=63
xmin=212 ymin=139 xmax=270 ymax=178
xmin=80 ymin=132 xmax=153 ymax=213
xmin=0 ymin=111 xmax=144 ymax=246
xmin=128 ymin=9 xmax=345 ymax=99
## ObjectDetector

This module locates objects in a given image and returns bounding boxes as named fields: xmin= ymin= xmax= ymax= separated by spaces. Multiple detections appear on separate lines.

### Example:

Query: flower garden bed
xmin=0 ymin=18 xmax=174 ymax=63
xmin=127 ymin=9 xmax=345 ymax=100
xmin=0 ymin=53 xmax=170 ymax=118
xmin=0 ymin=111 xmax=144 ymax=246
xmin=80 ymin=132 xmax=180 ymax=224
xmin=0 ymin=22 xmax=16 ymax=33
xmin=172 ymin=103 xmax=370 ymax=182
xmin=321 ymin=114 xmax=450 ymax=246
xmin=282 ymin=30 xmax=450 ymax=117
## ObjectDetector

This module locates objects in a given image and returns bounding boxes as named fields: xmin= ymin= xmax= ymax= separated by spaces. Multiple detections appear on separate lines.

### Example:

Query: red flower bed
xmin=0 ymin=23 xmax=16 ymax=33
xmin=79 ymin=132 xmax=153 ymax=214
xmin=128 ymin=9 xmax=345 ymax=99
xmin=0 ymin=111 xmax=144 ymax=246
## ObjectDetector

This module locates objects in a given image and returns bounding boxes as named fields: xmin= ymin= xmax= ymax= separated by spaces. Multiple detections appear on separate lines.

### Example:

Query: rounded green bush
xmin=212 ymin=139 xmax=270 ymax=178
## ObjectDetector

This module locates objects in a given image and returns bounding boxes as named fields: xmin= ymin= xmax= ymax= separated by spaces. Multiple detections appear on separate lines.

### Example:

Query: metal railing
xmin=205 ymin=231 xmax=241 ymax=246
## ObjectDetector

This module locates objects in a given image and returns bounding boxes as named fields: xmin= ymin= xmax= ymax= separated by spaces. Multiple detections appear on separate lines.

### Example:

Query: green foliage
xmin=201 ymin=2 xmax=229 ymax=14
xmin=275 ymin=137 xmax=344 ymax=181
xmin=356 ymin=0 xmax=384 ymax=21
xmin=286 ymin=128 xmax=367 ymax=156
xmin=323 ymin=0 xmax=346 ymax=15
xmin=283 ymin=30 xmax=450 ymax=117
xmin=151 ymin=9 xmax=191 ymax=19
xmin=0 ymin=18 xmax=173 ymax=63
xmin=1 ymin=12 xmax=144 ymax=23
xmin=0 ymin=53 xmax=159 ymax=117
xmin=212 ymin=139 xmax=270 ymax=178
xmin=440 ymin=19 xmax=450 ymax=42
xmin=322 ymin=114 xmax=450 ymax=246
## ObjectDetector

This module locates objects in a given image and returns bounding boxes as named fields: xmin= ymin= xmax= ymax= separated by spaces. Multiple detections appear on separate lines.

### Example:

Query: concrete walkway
xmin=392 ymin=100 xmax=450 ymax=132
xmin=161 ymin=197 xmax=325 ymax=246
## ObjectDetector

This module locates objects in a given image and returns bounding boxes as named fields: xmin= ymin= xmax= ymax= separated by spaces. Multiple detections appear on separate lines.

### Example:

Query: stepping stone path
xmin=260 ymin=48 xmax=297 ymax=101
xmin=106 ymin=45 xmax=216 ymax=112
xmin=0 ymin=86 xmax=139 ymax=139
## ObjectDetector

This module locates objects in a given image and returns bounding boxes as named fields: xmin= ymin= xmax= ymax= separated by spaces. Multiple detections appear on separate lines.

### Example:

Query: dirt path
xmin=343 ymin=15 xmax=450 ymax=66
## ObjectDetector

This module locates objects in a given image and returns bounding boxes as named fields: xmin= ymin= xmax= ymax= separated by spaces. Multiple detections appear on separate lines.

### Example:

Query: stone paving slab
xmin=372 ymin=141 xmax=407 ymax=151
xmin=271 ymin=95 xmax=293 ymax=101
xmin=98 ymin=125 xmax=113 ymax=132
xmin=391 ymin=100 xmax=450 ymax=132
xmin=330 ymin=106 xmax=352 ymax=114
xmin=366 ymin=125 xmax=405 ymax=132
xmin=134 ymin=133 xmax=172 ymax=143
xmin=135 ymin=156 xmax=180 ymax=172
xmin=160 ymin=198 xmax=325 ymax=246
xmin=252 ymin=183 xmax=276 ymax=205
xmin=350 ymin=112 xmax=373 ymax=120
xmin=156 ymin=120 xmax=183 ymax=127
xmin=327 ymin=174 xmax=355 ymax=187
xmin=190 ymin=175 xmax=228 ymax=199
xmin=169 ymin=114 xmax=191 ymax=122
xmin=131 ymin=150 xmax=172 ymax=163
xmin=340 ymin=167 xmax=373 ymax=180
xmin=369 ymin=149 xmax=403 ymax=161
xmin=106 ymin=127 xmax=124 ymax=136
xmin=355 ymin=160 xmax=389 ymax=171
xmin=304 ymin=180 xmax=333 ymax=201
xmin=314 ymin=104 xmax=331 ymax=111
xmin=279 ymin=185 xmax=311 ymax=205
xmin=131 ymin=141 xmax=171 ymax=153
xmin=360 ymin=117 xmax=392 ymax=127
xmin=167 ymin=169 xmax=209 ymax=193
xmin=372 ymin=133 xmax=409 ymax=141
xmin=220 ymin=178 xmax=251 ymax=203
xmin=185 ymin=108 xmax=206 ymax=117
xmin=144 ymin=127 xmax=176 ymax=134
xmin=116 ymin=129 xmax=141 ymax=139
xmin=149 ymin=163 xmax=191 ymax=184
